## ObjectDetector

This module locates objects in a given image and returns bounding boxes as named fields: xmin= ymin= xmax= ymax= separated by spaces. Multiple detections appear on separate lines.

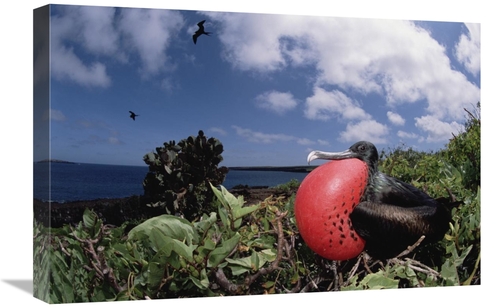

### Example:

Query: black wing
xmin=350 ymin=200 xmax=450 ymax=259
xmin=366 ymin=173 xmax=438 ymax=208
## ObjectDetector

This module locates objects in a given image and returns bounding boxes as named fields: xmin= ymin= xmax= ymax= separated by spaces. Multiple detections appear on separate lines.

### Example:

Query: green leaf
xmin=194 ymin=212 xmax=217 ymax=234
xmin=128 ymin=214 xmax=198 ymax=245
xmin=208 ymin=233 xmax=241 ymax=267
xmin=233 ymin=203 xmax=261 ymax=220
xmin=359 ymin=272 xmax=399 ymax=289
xmin=147 ymin=261 xmax=165 ymax=290
xmin=189 ymin=268 xmax=209 ymax=290
xmin=151 ymin=227 xmax=196 ymax=261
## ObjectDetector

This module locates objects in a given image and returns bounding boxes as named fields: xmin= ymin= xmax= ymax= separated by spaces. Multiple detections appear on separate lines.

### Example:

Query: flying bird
xmin=192 ymin=20 xmax=211 ymax=44
xmin=129 ymin=111 xmax=139 ymax=121
xmin=307 ymin=141 xmax=451 ymax=259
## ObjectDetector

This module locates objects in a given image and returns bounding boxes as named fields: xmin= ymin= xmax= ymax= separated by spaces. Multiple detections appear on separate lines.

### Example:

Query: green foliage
xmin=444 ymin=102 xmax=481 ymax=191
xmin=142 ymin=130 xmax=228 ymax=221
xmin=34 ymin=184 xmax=313 ymax=302
xmin=273 ymin=178 xmax=301 ymax=194
xmin=34 ymin=107 xmax=480 ymax=302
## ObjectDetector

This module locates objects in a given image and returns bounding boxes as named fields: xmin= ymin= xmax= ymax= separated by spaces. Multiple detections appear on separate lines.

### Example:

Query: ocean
xmin=33 ymin=162 xmax=308 ymax=203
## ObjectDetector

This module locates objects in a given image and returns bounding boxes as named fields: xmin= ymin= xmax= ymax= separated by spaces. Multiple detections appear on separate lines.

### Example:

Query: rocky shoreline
xmin=34 ymin=186 xmax=297 ymax=228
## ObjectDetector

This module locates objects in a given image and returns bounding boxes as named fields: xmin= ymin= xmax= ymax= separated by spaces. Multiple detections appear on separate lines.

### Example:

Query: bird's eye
xmin=358 ymin=145 xmax=365 ymax=151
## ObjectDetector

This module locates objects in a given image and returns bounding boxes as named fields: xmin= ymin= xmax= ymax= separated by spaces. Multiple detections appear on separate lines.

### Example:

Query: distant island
xmin=228 ymin=165 xmax=315 ymax=173
xmin=36 ymin=159 xmax=77 ymax=164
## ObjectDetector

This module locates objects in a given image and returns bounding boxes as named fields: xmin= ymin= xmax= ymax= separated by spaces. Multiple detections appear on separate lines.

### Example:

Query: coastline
xmin=33 ymin=186 xmax=297 ymax=228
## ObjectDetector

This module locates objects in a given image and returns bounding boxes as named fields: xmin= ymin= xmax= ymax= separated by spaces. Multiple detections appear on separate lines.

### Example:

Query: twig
xmin=343 ymin=254 xmax=363 ymax=287
xmin=300 ymin=275 xmax=323 ymax=293
xmin=70 ymin=225 xmax=125 ymax=293
xmin=395 ymin=235 xmax=426 ymax=258
xmin=213 ymin=210 xmax=288 ymax=294
xmin=388 ymin=258 xmax=441 ymax=280
xmin=244 ymin=210 xmax=287 ymax=286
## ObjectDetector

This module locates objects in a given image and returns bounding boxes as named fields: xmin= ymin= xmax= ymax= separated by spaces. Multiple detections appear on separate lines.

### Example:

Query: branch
xmin=212 ymin=210 xmax=288 ymax=294
xmin=395 ymin=235 xmax=425 ymax=258
xmin=244 ymin=210 xmax=287 ymax=286
xmin=214 ymin=268 xmax=243 ymax=294
xmin=70 ymin=226 xmax=125 ymax=293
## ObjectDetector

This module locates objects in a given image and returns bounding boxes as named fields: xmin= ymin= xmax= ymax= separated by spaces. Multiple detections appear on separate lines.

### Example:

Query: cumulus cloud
xmin=205 ymin=13 xmax=480 ymax=124
xmin=255 ymin=90 xmax=298 ymax=114
xmin=304 ymin=87 xmax=370 ymax=121
xmin=414 ymin=115 xmax=463 ymax=142
xmin=118 ymin=8 xmax=184 ymax=77
xmin=50 ymin=6 xmax=185 ymax=87
xmin=50 ymin=6 xmax=116 ymax=87
xmin=338 ymin=120 xmax=389 ymax=144
xmin=455 ymin=23 xmax=480 ymax=77
xmin=387 ymin=111 xmax=405 ymax=126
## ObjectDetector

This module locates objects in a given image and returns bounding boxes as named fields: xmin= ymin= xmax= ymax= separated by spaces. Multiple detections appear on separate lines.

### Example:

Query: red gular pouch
xmin=295 ymin=159 xmax=368 ymax=261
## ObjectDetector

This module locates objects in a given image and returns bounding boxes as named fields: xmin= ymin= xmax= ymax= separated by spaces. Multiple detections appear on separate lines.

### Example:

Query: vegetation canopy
xmin=34 ymin=105 xmax=480 ymax=303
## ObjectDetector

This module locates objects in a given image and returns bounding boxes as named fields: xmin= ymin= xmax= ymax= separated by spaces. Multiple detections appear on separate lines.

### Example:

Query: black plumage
xmin=192 ymin=20 xmax=211 ymax=44
xmin=307 ymin=141 xmax=451 ymax=259
xmin=129 ymin=111 xmax=139 ymax=121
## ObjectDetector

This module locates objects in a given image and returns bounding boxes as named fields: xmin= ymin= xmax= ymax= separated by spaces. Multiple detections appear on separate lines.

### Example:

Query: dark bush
xmin=142 ymin=130 xmax=228 ymax=220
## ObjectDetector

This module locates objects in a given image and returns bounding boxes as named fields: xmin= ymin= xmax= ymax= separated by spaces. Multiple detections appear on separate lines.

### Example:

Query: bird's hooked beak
xmin=307 ymin=149 xmax=356 ymax=165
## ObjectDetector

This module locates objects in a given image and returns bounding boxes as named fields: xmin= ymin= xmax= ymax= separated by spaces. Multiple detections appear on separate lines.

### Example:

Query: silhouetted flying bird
xmin=129 ymin=111 xmax=139 ymax=121
xmin=193 ymin=20 xmax=211 ymax=44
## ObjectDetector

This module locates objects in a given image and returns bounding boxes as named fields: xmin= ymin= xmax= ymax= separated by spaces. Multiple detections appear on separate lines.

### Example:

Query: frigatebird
xmin=129 ymin=111 xmax=139 ymax=121
xmin=307 ymin=141 xmax=451 ymax=259
xmin=192 ymin=20 xmax=211 ymax=44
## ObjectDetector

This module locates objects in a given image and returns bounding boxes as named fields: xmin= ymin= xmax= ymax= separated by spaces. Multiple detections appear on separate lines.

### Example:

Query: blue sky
xmin=34 ymin=4 xmax=480 ymax=167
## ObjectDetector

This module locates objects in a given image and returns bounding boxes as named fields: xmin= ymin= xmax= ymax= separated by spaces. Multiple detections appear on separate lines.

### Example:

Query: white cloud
xmin=387 ymin=111 xmax=405 ymax=126
xmin=50 ymin=6 xmax=185 ymax=87
xmin=317 ymin=139 xmax=330 ymax=146
xmin=232 ymin=125 xmax=295 ymax=143
xmin=455 ymin=23 xmax=480 ymax=77
xmin=414 ymin=115 xmax=463 ymax=142
xmin=77 ymin=6 xmax=122 ymax=57
xmin=304 ymin=87 xmax=370 ymax=121
xmin=209 ymin=127 xmax=228 ymax=136
xmin=397 ymin=130 xmax=419 ymax=139
xmin=206 ymin=12 xmax=291 ymax=72
xmin=50 ymin=109 xmax=67 ymax=122
xmin=232 ymin=125 xmax=321 ymax=146
xmin=43 ymin=109 xmax=67 ymax=122
xmin=108 ymin=137 xmax=123 ymax=145
xmin=50 ymin=6 xmax=116 ymax=87
xmin=296 ymin=138 xmax=315 ymax=146
xmin=51 ymin=45 xmax=112 ymax=87
xmin=118 ymin=8 xmax=184 ymax=77
xmin=338 ymin=120 xmax=389 ymax=144
xmin=206 ymin=13 xmax=480 ymax=122
xmin=255 ymin=90 xmax=298 ymax=114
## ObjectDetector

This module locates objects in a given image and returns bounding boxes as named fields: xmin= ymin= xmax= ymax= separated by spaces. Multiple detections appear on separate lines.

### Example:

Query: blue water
xmin=33 ymin=163 xmax=307 ymax=202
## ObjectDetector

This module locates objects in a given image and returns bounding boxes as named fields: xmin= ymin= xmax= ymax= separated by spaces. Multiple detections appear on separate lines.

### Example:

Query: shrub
xmin=142 ymin=130 xmax=228 ymax=221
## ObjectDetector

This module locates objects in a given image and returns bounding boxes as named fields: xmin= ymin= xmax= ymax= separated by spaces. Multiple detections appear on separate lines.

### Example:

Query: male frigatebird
xmin=307 ymin=141 xmax=451 ymax=259
xmin=192 ymin=20 xmax=211 ymax=44
xmin=129 ymin=111 xmax=139 ymax=121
